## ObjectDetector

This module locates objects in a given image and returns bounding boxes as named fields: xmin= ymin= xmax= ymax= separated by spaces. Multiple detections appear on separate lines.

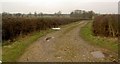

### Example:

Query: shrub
xmin=92 ymin=14 xmax=119 ymax=37
xmin=2 ymin=16 xmax=81 ymax=41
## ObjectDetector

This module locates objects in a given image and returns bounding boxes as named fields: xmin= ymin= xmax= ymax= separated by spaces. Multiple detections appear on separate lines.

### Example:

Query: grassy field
xmin=2 ymin=29 xmax=53 ymax=62
xmin=80 ymin=21 xmax=118 ymax=53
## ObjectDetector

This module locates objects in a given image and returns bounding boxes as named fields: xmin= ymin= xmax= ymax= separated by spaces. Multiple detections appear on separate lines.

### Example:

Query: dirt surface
xmin=18 ymin=21 xmax=118 ymax=62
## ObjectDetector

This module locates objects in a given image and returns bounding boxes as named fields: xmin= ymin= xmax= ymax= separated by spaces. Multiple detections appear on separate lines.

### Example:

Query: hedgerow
xmin=92 ymin=14 xmax=119 ymax=37
xmin=2 ymin=16 xmax=81 ymax=41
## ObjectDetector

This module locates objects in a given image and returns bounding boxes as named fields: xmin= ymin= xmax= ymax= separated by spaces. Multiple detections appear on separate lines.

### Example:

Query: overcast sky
xmin=0 ymin=0 xmax=119 ymax=14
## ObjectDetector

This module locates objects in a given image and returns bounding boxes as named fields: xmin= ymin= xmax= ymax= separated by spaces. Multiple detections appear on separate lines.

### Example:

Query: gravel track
xmin=18 ymin=21 xmax=117 ymax=62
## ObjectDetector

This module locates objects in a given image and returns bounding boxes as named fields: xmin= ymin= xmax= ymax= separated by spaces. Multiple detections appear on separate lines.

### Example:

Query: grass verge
xmin=2 ymin=29 xmax=53 ymax=62
xmin=80 ymin=21 xmax=118 ymax=53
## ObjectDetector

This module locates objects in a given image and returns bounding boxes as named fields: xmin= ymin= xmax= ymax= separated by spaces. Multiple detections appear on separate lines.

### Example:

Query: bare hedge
xmin=2 ymin=16 xmax=81 ymax=41
xmin=92 ymin=14 xmax=119 ymax=37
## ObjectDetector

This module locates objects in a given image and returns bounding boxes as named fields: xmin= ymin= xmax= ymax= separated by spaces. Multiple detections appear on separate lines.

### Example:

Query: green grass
xmin=2 ymin=29 xmax=53 ymax=62
xmin=80 ymin=21 xmax=118 ymax=53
